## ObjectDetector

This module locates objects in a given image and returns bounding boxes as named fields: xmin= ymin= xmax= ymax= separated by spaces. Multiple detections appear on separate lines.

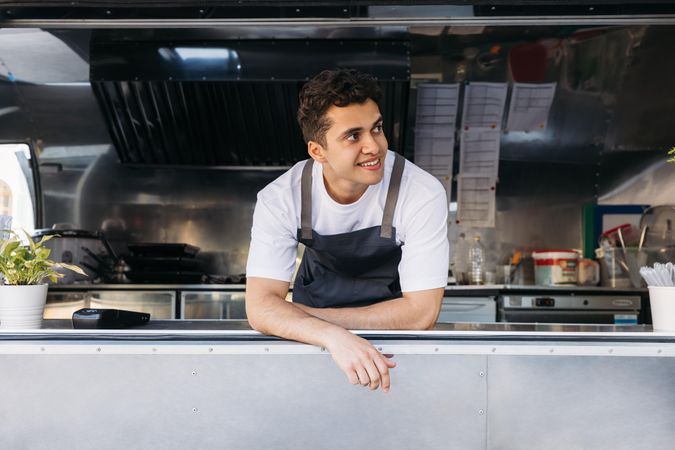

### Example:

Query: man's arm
xmin=245 ymin=276 xmax=396 ymax=392
xmin=293 ymin=288 xmax=443 ymax=330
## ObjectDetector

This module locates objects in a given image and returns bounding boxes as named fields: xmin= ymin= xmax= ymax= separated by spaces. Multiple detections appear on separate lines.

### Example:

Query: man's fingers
xmin=346 ymin=370 xmax=360 ymax=385
xmin=355 ymin=367 xmax=370 ymax=387
xmin=363 ymin=361 xmax=381 ymax=390
xmin=373 ymin=355 xmax=392 ymax=393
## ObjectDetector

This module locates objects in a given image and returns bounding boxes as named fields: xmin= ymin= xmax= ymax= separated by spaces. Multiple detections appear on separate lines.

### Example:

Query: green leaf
xmin=37 ymin=234 xmax=56 ymax=247
xmin=58 ymin=263 xmax=88 ymax=276
xmin=1 ymin=240 xmax=21 ymax=257
xmin=36 ymin=247 xmax=51 ymax=260
xmin=22 ymin=229 xmax=37 ymax=253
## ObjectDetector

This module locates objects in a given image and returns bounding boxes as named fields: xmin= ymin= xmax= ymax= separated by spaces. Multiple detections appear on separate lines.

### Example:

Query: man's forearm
xmin=247 ymin=290 xmax=348 ymax=348
xmin=294 ymin=294 xmax=440 ymax=330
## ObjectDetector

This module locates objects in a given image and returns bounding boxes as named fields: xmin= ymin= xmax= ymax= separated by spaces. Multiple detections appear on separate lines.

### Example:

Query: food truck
xmin=1 ymin=1 xmax=674 ymax=448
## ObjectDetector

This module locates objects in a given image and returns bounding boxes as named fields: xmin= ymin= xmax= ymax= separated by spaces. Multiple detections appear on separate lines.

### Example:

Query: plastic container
xmin=532 ymin=250 xmax=579 ymax=285
xmin=648 ymin=286 xmax=675 ymax=331
xmin=578 ymin=258 xmax=600 ymax=286
xmin=596 ymin=246 xmax=665 ymax=288
xmin=468 ymin=236 xmax=485 ymax=285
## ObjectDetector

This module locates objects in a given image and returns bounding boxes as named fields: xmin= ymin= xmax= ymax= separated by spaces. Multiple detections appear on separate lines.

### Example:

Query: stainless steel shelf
xmin=48 ymin=283 xmax=247 ymax=290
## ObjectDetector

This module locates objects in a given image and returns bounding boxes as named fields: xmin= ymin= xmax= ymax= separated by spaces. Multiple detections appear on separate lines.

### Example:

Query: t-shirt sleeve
xmin=398 ymin=187 xmax=449 ymax=292
xmin=245 ymin=193 xmax=298 ymax=282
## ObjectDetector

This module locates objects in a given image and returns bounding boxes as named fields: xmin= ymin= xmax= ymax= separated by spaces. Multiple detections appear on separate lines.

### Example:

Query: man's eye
xmin=347 ymin=133 xmax=359 ymax=141
xmin=373 ymin=124 xmax=383 ymax=133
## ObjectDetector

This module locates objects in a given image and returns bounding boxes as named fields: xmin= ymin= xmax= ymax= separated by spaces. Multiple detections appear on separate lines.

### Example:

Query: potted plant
xmin=0 ymin=230 xmax=86 ymax=329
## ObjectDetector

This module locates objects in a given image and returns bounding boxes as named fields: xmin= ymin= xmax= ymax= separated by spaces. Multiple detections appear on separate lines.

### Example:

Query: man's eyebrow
xmin=340 ymin=117 xmax=384 ymax=138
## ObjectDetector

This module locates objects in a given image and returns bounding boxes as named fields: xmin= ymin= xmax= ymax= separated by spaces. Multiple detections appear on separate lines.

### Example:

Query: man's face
xmin=315 ymin=99 xmax=389 ymax=194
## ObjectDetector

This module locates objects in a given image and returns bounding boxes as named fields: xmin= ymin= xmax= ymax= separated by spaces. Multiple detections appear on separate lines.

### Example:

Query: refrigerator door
xmin=181 ymin=291 xmax=246 ymax=320
xmin=438 ymin=296 xmax=497 ymax=323
xmin=89 ymin=291 xmax=176 ymax=319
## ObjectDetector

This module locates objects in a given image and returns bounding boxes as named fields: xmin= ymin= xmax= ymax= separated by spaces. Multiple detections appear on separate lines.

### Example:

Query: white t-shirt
xmin=246 ymin=150 xmax=449 ymax=292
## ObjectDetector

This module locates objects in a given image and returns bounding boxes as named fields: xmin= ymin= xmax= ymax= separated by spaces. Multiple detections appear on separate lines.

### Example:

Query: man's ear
xmin=307 ymin=140 xmax=327 ymax=163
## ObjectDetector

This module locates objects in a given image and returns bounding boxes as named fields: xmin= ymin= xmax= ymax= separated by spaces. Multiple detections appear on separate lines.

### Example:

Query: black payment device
xmin=72 ymin=308 xmax=151 ymax=329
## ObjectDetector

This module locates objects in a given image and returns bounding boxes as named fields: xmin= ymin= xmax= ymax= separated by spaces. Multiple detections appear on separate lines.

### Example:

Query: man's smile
xmin=356 ymin=157 xmax=382 ymax=170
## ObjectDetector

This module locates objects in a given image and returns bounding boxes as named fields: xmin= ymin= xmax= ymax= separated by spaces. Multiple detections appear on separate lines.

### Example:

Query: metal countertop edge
xmin=45 ymin=284 xmax=648 ymax=293
xmin=1 ymin=330 xmax=674 ymax=343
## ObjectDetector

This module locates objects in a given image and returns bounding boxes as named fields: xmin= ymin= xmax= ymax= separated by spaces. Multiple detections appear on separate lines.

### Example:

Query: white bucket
xmin=0 ymin=284 xmax=48 ymax=329
xmin=648 ymin=286 xmax=675 ymax=332
xmin=532 ymin=250 xmax=579 ymax=285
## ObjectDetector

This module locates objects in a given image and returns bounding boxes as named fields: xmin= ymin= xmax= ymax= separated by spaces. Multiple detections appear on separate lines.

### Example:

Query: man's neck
xmin=322 ymin=171 xmax=368 ymax=205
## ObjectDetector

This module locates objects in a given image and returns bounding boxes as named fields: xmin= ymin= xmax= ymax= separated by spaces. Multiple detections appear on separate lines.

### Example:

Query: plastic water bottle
xmin=453 ymin=233 xmax=469 ymax=284
xmin=468 ymin=235 xmax=485 ymax=285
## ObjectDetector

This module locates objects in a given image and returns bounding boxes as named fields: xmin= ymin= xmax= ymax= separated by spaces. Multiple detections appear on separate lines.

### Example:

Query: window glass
xmin=0 ymin=143 xmax=36 ymax=235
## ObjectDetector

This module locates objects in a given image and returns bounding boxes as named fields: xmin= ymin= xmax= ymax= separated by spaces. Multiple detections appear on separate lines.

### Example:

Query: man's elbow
xmin=245 ymin=301 xmax=268 ymax=334
xmin=407 ymin=309 xmax=438 ymax=330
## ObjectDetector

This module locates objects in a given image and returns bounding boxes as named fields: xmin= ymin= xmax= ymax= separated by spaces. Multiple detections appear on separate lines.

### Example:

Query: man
xmin=245 ymin=69 xmax=449 ymax=393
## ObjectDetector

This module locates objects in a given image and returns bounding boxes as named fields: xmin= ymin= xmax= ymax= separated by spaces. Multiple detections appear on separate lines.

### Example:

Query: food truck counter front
xmin=1 ymin=322 xmax=674 ymax=450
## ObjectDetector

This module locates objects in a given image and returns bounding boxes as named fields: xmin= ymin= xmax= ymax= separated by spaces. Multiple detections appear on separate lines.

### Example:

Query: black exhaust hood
xmin=3 ymin=1 xmax=675 ymax=21
xmin=89 ymin=36 xmax=410 ymax=166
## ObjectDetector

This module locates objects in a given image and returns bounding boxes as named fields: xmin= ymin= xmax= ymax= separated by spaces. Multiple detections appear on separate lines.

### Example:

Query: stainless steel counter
xmin=1 ymin=320 xmax=674 ymax=450
xmin=2 ymin=320 xmax=672 ymax=340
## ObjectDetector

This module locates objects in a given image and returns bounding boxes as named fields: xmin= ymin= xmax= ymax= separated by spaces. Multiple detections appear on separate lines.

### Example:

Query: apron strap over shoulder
xmin=380 ymin=152 xmax=405 ymax=239
xmin=300 ymin=158 xmax=315 ymax=240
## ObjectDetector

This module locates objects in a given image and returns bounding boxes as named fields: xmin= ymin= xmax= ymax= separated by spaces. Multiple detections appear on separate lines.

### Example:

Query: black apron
xmin=292 ymin=152 xmax=406 ymax=308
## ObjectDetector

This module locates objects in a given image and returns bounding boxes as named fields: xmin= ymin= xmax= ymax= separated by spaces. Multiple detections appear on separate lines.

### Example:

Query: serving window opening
xmin=0 ymin=143 xmax=36 ymax=235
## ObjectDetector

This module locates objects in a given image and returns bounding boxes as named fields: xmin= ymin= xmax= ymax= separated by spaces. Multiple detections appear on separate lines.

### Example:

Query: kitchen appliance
xmin=32 ymin=226 xmax=115 ymax=284
xmin=498 ymin=294 xmax=640 ymax=325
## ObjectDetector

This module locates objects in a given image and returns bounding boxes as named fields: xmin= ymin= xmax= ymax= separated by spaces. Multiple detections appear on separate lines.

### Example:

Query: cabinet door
xmin=44 ymin=292 xmax=89 ymax=319
xmin=89 ymin=291 xmax=175 ymax=319
xmin=438 ymin=297 xmax=496 ymax=323
xmin=181 ymin=291 xmax=246 ymax=320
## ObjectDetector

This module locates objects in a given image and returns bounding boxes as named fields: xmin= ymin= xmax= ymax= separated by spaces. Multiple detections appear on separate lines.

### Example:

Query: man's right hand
xmin=246 ymin=277 xmax=396 ymax=393
xmin=324 ymin=328 xmax=396 ymax=393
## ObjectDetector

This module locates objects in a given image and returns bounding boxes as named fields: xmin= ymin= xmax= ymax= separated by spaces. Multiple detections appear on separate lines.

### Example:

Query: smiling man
xmin=245 ymin=69 xmax=449 ymax=393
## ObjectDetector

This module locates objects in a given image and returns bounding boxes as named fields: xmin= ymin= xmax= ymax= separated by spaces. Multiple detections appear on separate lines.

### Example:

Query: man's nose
xmin=361 ymin=133 xmax=380 ymax=154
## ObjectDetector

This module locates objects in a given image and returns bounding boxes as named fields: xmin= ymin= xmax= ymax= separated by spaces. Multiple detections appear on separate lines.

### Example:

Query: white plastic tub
xmin=532 ymin=250 xmax=579 ymax=285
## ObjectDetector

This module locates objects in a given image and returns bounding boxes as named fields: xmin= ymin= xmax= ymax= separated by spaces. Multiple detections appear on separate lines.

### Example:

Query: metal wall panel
xmin=0 ymin=350 xmax=488 ymax=450
xmin=488 ymin=355 xmax=675 ymax=449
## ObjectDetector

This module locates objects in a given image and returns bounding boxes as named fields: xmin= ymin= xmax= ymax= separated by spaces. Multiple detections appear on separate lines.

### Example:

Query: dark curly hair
xmin=297 ymin=69 xmax=382 ymax=147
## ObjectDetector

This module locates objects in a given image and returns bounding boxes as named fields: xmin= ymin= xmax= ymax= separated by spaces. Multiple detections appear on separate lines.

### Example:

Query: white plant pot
xmin=0 ymin=284 xmax=48 ymax=329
